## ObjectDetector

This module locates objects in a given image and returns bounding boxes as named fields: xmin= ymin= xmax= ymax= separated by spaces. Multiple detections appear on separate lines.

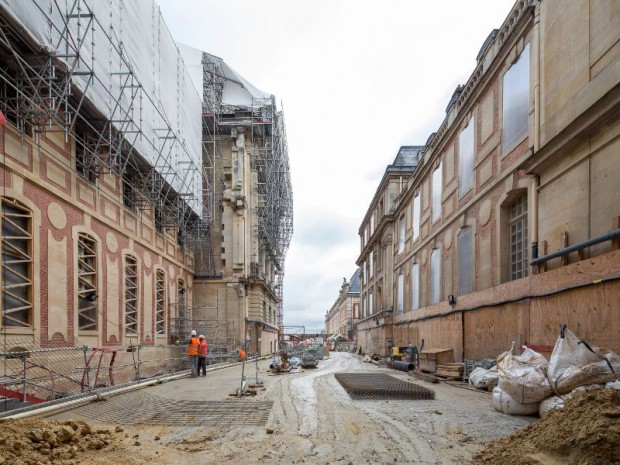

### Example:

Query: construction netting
xmin=0 ymin=335 xmax=189 ymax=414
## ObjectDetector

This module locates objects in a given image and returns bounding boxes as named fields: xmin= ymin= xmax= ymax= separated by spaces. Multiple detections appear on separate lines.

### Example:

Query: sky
xmin=157 ymin=0 xmax=517 ymax=333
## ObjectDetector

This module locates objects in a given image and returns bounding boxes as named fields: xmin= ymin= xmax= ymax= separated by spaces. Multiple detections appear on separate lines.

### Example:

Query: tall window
xmin=77 ymin=233 xmax=98 ymax=331
xmin=412 ymin=193 xmax=420 ymax=241
xmin=459 ymin=117 xmax=475 ymax=196
xmin=124 ymin=255 xmax=138 ymax=334
xmin=502 ymin=43 xmax=530 ymax=153
xmin=510 ymin=193 xmax=529 ymax=280
xmin=155 ymin=270 xmax=166 ymax=335
xmin=411 ymin=262 xmax=419 ymax=310
xmin=432 ymin=163 xmax=443 ymax=222
xmin=370 ymin=214 xmax=375 ymax=235
xmin=369 ymin=292 xmax=374 ymax=315
xmin=458 ymin=227 xmax=473 ymax=296
xmin=398 ymin=215 xmax=406 ymax=253
xmin=397 ymin=274 xmax=404 ymax=314
xmin=177 ymin=279 xmax=186 ymax=321
xmin=369 ymin=252 xmax=374 ymax=278
xmin=1 ymin=198 xmax=33 ymax=327
xmin=430 ymin=249 xmax=441 ymax=304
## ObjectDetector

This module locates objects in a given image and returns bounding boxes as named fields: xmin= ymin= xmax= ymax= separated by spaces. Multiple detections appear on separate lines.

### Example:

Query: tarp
xmin=0 ymin=0 xmax=203 ymax=214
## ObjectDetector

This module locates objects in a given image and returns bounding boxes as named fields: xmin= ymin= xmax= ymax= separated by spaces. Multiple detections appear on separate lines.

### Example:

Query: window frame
xmin=509 ymin=193 xmax=529 ymax=280
xmin=124 ymin=255 xmax=139 ymax=335
xmin=459 ymin=117 xmax=475 ymax=197
xmin=502 ymin=43 xmax=531 ymax=154
xmin=398 ymin=215 xmax=406 ymax=253
xmin=412 ymin=193 xmax=420 ymax=242
xmin=432 ymin=163 xmax=443 ymax=223
xmin=1 ymin=198 xmax=33 ymax=329
xmin=411 ymin=261 xmax=419 ymax=310
xmin=77 ymin=233 xmax=98 ymax=332
xmin=457 ymin=226 xmax=473 ymax=296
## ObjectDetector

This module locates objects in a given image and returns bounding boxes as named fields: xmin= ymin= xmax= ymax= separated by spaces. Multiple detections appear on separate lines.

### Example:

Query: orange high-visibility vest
xmin=187 ymin=337 xmax=199 ymax=355
xmin=238 ymin=349 xmax=246 ymax=360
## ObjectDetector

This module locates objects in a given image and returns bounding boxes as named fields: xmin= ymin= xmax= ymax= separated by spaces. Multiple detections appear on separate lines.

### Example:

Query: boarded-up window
xmin=458 ymin=227 xmax=473 ymax=296
xmin=1 ymin=198 xmax=33 ymax=328
xmin=502 ymin=43 xmax=530 ymax=153
xmin=124 ymin=255 xmax=138 ymax=334
xmin=430 ymin=249 xmax=441 ymax=304
xmin=397 ymin=274 xmax=404 ymax=314
xmin=398 ymin=216 xmax=406 ymax=253
xmin=459 ymin=117 xmax=475 ymax=196
xmin=411 ymin=262 xmax=419 ymax=310
xmin=412 ymin=193 xmax=420 ymax=241
xmin=77 ymin=233 xmax=98 ymax=331
xmin=432 ymin=163 xmax=443 ymax=222
xmin=156 ymin=269 xmax=166 ymax=335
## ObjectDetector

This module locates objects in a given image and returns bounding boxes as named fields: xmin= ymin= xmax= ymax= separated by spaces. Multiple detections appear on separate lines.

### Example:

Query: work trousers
xmin=188 ymin=354 xmax=198 ymax=377
xmin=197 ymin=356 xmax=207 ymax=376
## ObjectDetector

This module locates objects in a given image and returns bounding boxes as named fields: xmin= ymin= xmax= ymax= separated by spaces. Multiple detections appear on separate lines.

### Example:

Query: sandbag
xmin=469 ymin=366 xmax=499 ymax=389
xmin=492 ymin=387 xmax=539 ymax=416
xmin=498 ymin=346 xmax=552 ymax=404
xmin=547 ymin=326 xmax=620 ymax=395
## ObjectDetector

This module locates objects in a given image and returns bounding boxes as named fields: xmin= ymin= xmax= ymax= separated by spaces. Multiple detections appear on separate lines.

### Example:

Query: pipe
xmin=530 ymin=229 xmax=620 ymax=266
xmin=392 ymin=360 xmax=414 ymax=372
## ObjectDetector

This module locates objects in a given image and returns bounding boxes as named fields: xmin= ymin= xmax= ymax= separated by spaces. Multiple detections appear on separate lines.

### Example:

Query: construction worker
xmin=187 ymin=330 xmax=199 ymax=377
xmin=236 ymin=348 xmax=247 ymax=362
xmin=197 ymin=334 xmax=208 ymax=376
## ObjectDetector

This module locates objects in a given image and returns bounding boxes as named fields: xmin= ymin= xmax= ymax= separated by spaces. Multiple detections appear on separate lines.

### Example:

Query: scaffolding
xmin=0 ymin=0 xmax=211 ymax=247
xmin=198 ymin=52 xmax=294 ymax=337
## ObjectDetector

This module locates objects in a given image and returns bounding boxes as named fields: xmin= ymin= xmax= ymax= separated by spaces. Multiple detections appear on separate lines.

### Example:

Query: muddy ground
xmin=5 ymin=352 xmax=536 ymax=464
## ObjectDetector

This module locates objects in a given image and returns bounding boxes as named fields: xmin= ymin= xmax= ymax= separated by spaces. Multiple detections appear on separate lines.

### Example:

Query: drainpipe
xmin=531 ymin=2 xmax=541 ymax=263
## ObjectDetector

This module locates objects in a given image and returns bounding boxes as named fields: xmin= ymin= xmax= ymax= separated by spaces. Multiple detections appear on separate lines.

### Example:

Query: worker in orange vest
xmin=236 ymin=348 xmax=247 ymax=362
xmin=187 ymin=330 xmax=199 ymax=378
xmin=197 ymin=334 xmax=209 ymax=376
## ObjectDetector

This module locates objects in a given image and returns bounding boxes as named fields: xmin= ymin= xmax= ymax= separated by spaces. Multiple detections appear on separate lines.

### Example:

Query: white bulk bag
xmin=469 ymin=366 xmax=499 ymax=389
xmin=492 ymin=387 xmax=539 ymax=416
xmin=498 ymin=346 xmax=552 ymax=403
xmin=547 ymin=326 xmax=620 ymax=395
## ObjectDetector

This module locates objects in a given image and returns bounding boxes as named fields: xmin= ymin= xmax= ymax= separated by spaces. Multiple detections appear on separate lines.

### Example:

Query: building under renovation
xmin=357 ymin=0 xmax=620 ymax=358
xmin=179 ymin=45 xmax=293 ymax=355
xmin=0 ymin=0 xmax=292 ymax=406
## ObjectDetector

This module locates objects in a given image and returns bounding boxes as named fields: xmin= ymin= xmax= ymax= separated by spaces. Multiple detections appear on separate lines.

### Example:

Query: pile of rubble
xmin=0 ymin=418 xmax=122 ymax=465
xmin=475 ymin=387 xmax=620 ymax=464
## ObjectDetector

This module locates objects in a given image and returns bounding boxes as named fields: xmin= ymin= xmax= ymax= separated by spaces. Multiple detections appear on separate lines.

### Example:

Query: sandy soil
xmin=4 ymin=352 xmax=535 ymax=464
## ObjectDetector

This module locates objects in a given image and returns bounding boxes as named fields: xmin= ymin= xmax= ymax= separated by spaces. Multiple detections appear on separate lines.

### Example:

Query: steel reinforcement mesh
xmin=49 ymin=391 xmax=273 ymax=427
xmin=335 ymin=373 xmax=435 ymax=400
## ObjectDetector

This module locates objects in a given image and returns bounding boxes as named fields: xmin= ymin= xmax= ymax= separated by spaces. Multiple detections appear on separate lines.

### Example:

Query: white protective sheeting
xmin=0 ymin=0 xmax=203 ymax=214
xmin=178 ymin=43 xmax=272 ymax=107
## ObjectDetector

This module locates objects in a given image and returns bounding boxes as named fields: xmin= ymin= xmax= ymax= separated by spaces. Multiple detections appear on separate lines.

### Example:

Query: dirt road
xmin=40 ymin=351 xmax=532 ymax=464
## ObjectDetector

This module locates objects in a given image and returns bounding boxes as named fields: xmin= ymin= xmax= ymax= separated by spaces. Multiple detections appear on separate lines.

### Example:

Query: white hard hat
xmin=199 ymin=334 xmax=205 ymax=339
xmin=190 ymin=330 xmax=196 ymax=336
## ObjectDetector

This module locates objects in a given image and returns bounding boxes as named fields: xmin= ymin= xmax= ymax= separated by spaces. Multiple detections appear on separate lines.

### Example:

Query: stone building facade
xmin=325 ymin=270 xmax=361 ymax=340
xmin=357 ymin=0 xmax=620 ymax=358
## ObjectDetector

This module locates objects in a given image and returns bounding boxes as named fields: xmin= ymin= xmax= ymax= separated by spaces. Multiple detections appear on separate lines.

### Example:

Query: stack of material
xmin=434 ymin=363 xmax=465 ymax=379
xmin=419 ymin=348 xmax=454 ymax=373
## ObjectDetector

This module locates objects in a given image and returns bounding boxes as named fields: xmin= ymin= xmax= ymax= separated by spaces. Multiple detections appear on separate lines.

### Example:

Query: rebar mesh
xmin=335 ymin=373 xmax=435 ymax=400
xmin=50 ymin=391 xmax=273 ymax=427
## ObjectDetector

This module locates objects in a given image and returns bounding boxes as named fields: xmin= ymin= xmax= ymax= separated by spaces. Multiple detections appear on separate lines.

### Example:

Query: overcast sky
xmin=157 ymin=0 xmax=517 ymax=333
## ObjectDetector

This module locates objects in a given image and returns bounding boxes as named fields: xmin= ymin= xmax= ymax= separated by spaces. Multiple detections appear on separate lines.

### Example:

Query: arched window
xmin=1 ymin=198 xmax=33 ymax=327
xmin=155 ymin=270 xmax=166 ymax=335
xmin=124 ymin=255 xmax=138 ymax=334
xmin=77 ymin=233 xmax=98 ymax=331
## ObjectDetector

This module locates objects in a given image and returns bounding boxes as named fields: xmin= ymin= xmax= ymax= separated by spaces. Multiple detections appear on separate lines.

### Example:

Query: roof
xmin=386 ymin=145 xmax=424 ymax=173
xmin=347 ymin=269 xmax=361 ymax=294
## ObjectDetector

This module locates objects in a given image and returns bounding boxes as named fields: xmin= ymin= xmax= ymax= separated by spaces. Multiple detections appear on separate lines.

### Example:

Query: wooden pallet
xmin=434 ymin=363 xmax=464 ymax=380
